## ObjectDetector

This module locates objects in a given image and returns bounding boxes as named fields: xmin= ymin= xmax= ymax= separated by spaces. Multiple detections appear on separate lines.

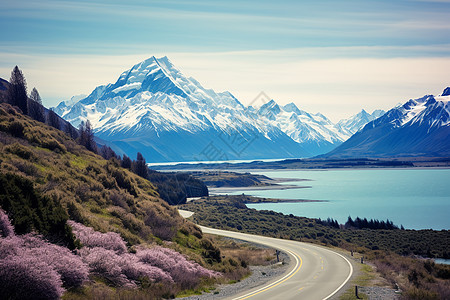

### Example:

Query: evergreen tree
xmin=28 ymin=87 xmax=45 ymax=122
xmin=99 ymin=145 xmax=117 ymax=160
xmin=78 ymin=121 xmax=87 ymax=149
xmin=64 ymin=123 xmax=78 ymax=140
xmin=47 ymin=109 xmax=60 ymax=130
xmin=121 ymin=154 xmax=132 ymax=169
xmin=133 ymin=152 xmax=148 ymax=178
xmin=7 ymin=66 xmax=28 ymax=114
xmin=29 ymin=87 xmax=42 ymax=104
xmin=77 ymin=120 xmax=97 ymax=153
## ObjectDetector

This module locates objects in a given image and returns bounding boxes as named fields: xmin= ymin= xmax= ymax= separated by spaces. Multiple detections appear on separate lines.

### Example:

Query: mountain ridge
xmin=323 ymin=89 xmax=450 ymax=158
xmin=54 ymin=56 xmax=380 ymax=162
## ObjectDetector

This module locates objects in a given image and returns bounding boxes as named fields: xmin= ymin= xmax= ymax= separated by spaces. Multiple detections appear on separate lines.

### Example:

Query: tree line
xmin=317 ymin=216 xmax=403 ymax=230
xmin=2 ymin=66 xmax=79 ymax=140
xmin=344 ymin=216 xmax=402 ymax=230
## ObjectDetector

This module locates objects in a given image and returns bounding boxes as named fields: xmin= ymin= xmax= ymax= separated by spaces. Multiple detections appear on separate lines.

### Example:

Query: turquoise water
xmin=226 ymin=169 xmax=449 ymax=230
xmin=434 ymin=258 xmax=450 ymax=265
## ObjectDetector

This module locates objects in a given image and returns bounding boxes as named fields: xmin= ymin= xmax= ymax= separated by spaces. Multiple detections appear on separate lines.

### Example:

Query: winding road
xmin=179 ymin=210 xmax=354 ymax=300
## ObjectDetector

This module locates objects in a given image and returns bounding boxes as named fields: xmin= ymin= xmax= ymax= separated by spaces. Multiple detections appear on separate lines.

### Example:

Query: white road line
xmin=322 ymin=250 xmax=354 ymax=300
xmin=231 ymin=246 xmax=300 ymax=300
xmin=196 ymin=221 xmax=355 ymax=300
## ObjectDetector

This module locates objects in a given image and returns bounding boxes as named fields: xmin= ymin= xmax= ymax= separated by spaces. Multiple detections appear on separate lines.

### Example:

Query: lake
xmin=220 ymin=169 xmax=450 ymax=230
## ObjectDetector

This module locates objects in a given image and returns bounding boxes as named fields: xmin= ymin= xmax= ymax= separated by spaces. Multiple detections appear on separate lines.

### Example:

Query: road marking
xmin=232 ymin=247 xmax=303 ymax=300
xmin=298 ymin=287 xmax=304 ymax=291
xmin=322 ymin=250 xmax=354 ymax=300
xmin=313 ymin=275 xmax=318 ymax=279
xmin=200 ymin=226 xmax=353 ymax=300
xmin=301 ymin=247 xmax=319 ymax=256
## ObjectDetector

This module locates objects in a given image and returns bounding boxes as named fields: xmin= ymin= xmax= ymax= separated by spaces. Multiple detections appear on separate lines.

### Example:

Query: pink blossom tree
xmin=0 ymin=233 xmax=89 ymax=288
xmin=0 ymin=252 xmax=65 ymax=300
xmin=79 ymin=247 xmax=173 ymax=286
xmin=68 ymin=220 xmax=127 ymax=253
xmin=0 ymin=209 xmax=14 ymax=238
xmin=137 ymin=246 xmax=220 ymax=288
xmin=0 ymin=213 xmax=89 ymax=299
xmin=68 ymin=220 xmax=220 ymax=289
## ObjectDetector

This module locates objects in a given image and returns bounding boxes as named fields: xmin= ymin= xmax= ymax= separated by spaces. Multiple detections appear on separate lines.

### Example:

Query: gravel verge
xmin=180 ymin=251 xmax=290 ymax=300
xmin=358 ymin=286 xmax=401 ymax=300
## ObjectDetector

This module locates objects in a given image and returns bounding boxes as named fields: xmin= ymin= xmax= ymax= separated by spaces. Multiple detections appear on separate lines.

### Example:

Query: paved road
xmin=200 ymin=226 xmax=353 ymax=300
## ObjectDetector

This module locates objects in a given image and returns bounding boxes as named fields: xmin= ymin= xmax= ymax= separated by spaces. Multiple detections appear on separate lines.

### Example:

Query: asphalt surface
xmin=199 ymin=226 xmax=353 ymax=300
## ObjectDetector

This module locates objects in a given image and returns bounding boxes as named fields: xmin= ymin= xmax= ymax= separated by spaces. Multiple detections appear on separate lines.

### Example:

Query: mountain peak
xmin=258 ymin=99 xmax=280 ymax=119
xmin=442 ymin=87 xmax=450 ymax=96
xmin=283 ymin=102 xmax=301 ymax=114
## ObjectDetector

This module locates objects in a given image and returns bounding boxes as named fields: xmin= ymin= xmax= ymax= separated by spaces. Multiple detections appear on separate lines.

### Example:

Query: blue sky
xmin=1 ymin=0 xmax=450 ymax=120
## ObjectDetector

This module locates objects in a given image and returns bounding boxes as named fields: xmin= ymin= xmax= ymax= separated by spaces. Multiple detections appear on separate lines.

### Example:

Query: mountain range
xmin=53 ymin=56 xmax=383 ymax=162
xmin=324 ymin=88 xmax=450 ymax=158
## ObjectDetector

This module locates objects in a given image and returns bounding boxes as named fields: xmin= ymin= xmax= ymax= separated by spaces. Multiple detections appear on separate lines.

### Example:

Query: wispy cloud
xmin=2 ymin=0 xmax=449 ymax=54
xmin=1 ymin=0 xmax=449 ymax=121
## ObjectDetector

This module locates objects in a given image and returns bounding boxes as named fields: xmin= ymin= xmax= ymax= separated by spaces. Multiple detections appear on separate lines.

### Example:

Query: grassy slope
xmin=0 ymin=103 xmax=185 ymax=245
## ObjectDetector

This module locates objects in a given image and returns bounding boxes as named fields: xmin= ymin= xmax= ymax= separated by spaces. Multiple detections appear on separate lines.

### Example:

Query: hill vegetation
xmin=0 ymin=172 xmax=77 ymax=249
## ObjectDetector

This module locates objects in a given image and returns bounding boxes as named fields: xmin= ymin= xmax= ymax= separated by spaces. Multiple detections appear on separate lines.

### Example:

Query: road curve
xmin=200 ymin=226 xmax=353 ymax=300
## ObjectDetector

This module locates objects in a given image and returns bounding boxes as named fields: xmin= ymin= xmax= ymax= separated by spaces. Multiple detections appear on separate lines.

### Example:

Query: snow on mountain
xmin=324 ymin=88 xmax=450 ymax=158
xmin=58 ymin=56 xmax=253 ymax=134
xmin=52 ymin=94 xmax=87 ymax=116
xmin=335 ymin=109 xmax=385 ymax=135
xmin=54 ymin=56 xmax=382 ymax=162
xmin=257 ymin=101 xmax=350 ymax=153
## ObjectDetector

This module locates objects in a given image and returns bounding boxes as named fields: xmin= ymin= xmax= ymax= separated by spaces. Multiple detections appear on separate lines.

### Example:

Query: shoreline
xmin=244 ymin=199 xmax=328 ymax=204
xmin=209 ymin=184 xmax=310 ymax=194
xmin=152 ymin=165 xmax=450 ymax=173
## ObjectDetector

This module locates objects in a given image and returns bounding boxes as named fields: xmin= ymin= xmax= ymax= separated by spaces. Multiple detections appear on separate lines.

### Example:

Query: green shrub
xmin=7 ymin=121 xmax=24 ymax=138
xmin=5 ymin=143 xmax=34 ymax=160
xmin=0 ymin=172 xmax=77 ymax=248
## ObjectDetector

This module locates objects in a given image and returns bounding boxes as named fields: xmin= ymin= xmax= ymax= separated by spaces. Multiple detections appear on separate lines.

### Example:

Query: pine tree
xmin=30 ymin=88 xmax=42 ymax=104
xmin=64 ymin=123 xmax=78 ymax=140
xmin=8 ymin=66 xmax=28 ymax=114
xmin=133 ymin=152 xmax=148 ymax=178
xmin=121 ymin=154 xmax=132 ymax=169
xmin=28 ymin=87 xmax=45 ymax=122
xmin=47 ymin=109 xmax=60 ymax=130
xmin=99 ymin=145 xmax=117 ymax=160
xmin=77 ymin=120 xmax=97 ymax=153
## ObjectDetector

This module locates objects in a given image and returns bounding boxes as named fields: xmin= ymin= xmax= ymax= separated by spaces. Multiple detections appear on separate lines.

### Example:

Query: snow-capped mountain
xmin=335 ymin=109 xmax=385 ymax=136
xmin=324 ymin=88 xmax=450 ymax=158
xmin=54 ymin=56 xmax=379 ymax=162
xmin=53 ymin=94 xmax=87 ymax=117
xmin=257 ymin=100 xmax=351 ymax=154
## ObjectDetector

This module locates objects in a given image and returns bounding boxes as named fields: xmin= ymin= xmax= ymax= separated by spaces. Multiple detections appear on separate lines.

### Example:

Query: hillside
xmin=0 ymin=102 xmax=183 ymax=243
xmin=0 ymin=103 xmax=254 ymax=298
